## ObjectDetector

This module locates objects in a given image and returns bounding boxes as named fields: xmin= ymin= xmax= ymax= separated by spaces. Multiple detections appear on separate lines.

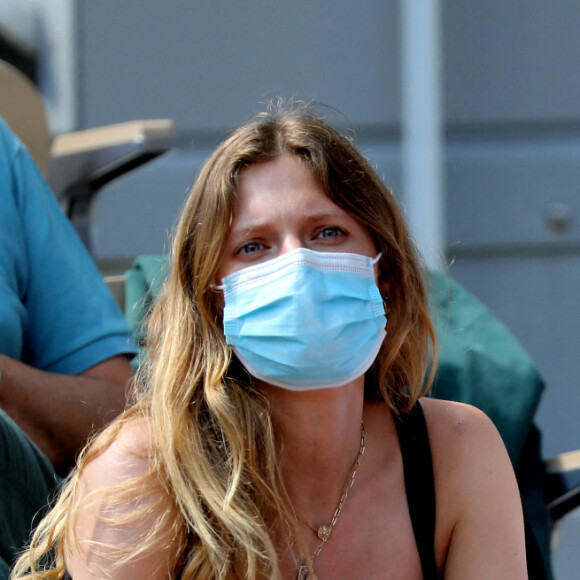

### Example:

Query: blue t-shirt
xmin=0 ymin=117 xmax=137 ymax=374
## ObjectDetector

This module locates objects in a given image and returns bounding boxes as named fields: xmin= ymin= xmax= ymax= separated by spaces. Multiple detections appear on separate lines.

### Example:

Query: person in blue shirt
xmin=0 ymin=117 xmax=136 ymax=576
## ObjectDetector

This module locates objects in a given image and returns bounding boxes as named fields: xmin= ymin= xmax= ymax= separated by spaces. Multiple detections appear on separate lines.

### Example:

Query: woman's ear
xmin=379 ymin=280 xmax=391 ymax=314
xmin=373 ymin=256 xmax=390 ymax=313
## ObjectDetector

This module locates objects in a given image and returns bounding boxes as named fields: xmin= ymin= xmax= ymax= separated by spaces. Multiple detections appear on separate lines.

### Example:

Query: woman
xmin=12 ymin=103 xmax=526 ymax=579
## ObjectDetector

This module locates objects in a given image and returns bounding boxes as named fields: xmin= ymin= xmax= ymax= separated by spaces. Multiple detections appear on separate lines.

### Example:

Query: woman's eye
xmin=317 ymin=226 xmax=346 ymax=239
xmin=237 ymin=240 xmax=264 ymax=255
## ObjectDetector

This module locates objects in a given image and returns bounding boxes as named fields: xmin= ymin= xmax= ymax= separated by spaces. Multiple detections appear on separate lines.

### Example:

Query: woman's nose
xmin=278 ymin=236 xmax=304 ymax=256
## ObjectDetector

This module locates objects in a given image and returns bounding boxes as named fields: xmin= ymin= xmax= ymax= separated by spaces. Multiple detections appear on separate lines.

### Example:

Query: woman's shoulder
xmin=418 ymin=397 xmax=513 ymax=528
xmin=419 ymin=398 xmax=527 ymax=577
xmin=406 ymin=398 xmax=510 ymax=509
xmin=110 ymin=415 xmax=156 ymax=456
xmin=419 ymin=397 xmax=502 ymax=453
xmin=80 ymin=415 xmax=158 ymax=490
xmin=68 ymin=416 xmax=185 ymax=579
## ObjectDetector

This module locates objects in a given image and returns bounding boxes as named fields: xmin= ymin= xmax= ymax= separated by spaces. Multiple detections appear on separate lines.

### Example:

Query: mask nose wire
xmin=213 ymin=251 xmax=383 ymax=292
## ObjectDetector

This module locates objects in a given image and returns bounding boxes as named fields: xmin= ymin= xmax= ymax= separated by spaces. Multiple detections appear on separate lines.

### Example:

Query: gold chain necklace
xmin=295 ymin=421 xmax=366 ymax=580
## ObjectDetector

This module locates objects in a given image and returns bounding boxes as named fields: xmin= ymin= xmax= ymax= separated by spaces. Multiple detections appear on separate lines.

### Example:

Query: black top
xmin=65 ymin=402 xmax=437 ymax=580
xmin=394 ymin=402 xmax=438 ymax=579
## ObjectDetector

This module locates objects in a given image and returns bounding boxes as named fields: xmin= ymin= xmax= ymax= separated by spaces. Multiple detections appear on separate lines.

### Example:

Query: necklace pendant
xmin=297 ymin=564 xmax=318 ymax=580
xmin=317 ymin=524 xmax=331 ymax=541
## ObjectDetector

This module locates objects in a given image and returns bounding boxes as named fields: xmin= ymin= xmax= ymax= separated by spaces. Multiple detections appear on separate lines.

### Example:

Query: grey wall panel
xmin=75 ymin=0 xmax=580 ymax=171
xmin=446 ymin=136 xmax=580 ymax=248
xmin=79 ymin=0 xmax=580 ymax=132
xmin=444 ymin=0 xmax=580 ymax=124
xmin=78 ymin=0 xmax=400 ymax=133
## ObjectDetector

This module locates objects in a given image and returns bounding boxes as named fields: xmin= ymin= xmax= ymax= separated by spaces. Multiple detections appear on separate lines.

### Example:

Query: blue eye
xmin=238 ymin=240 xmax=264 ymax=255
xmin=318 ymin=226 xmax=345 ymax=239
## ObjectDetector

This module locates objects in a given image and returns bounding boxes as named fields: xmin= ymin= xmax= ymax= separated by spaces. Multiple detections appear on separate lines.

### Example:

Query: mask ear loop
xmin=372 ymin=252 xmax=389 ymax=307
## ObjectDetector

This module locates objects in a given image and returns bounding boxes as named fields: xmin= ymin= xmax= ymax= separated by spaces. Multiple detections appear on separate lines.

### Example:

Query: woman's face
xmin=217 ymin=154 xmax=377 ymax=281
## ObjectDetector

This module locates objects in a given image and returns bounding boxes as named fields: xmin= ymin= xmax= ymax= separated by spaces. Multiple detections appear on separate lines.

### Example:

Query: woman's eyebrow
xmin=229 ymin=208 xmax=352 ymax=238
xmin=228 ymin=220 xmax=271 ymax=240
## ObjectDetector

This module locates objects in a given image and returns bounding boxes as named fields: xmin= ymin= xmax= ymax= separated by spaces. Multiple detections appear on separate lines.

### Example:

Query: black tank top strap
xmin=394 ymin=401 xmax=438 ymax=579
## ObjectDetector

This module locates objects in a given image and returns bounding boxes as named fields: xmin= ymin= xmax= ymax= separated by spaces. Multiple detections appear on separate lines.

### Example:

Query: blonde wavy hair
xmin=11 ymin=101 xmax=436 ymax=579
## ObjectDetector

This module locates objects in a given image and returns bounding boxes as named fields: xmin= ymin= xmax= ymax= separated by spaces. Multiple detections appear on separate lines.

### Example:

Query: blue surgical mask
xmin=219 ymin=248 xmax=387 ymax=390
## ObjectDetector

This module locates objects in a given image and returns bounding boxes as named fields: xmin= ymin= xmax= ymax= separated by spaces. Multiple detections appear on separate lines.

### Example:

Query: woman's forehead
xmin=230 ymin=157 xmax=347 ymax=228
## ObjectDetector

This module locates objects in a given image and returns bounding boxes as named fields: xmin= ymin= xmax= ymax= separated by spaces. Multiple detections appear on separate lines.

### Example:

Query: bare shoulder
xmin=418 ymin=398 xmax=513 ymax=508
xmin=419 ymin=398 xmax=506 ymax=463
xmin=420 ymin=397 xmax=498 ymax=438
xmin=81 ymin=416 xmax=157 ymax=490
xmin=419 ymin=398 xmax=527 ymax=578
xmin=68 ymin=417 xmax=185 ymax=579
xmin=110 ymin=415 xmax=156 ymax=459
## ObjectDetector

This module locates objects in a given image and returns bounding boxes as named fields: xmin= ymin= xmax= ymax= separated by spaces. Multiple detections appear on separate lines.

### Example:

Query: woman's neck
xmin=260 ymin=378 xmax=366 ymax=525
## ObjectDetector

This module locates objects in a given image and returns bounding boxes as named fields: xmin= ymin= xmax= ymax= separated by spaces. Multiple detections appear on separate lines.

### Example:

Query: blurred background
xmin=1 ymin=1 xmax=579 ymax=576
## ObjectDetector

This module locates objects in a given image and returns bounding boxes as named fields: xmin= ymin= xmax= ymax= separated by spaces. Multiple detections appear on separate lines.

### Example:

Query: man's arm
xmin=0 ymin=353 xmax=133 ymax=474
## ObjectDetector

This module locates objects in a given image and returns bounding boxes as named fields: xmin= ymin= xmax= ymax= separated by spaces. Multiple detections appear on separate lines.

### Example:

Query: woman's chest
xmin=280 ymin=480 xmax=425 ymax=580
